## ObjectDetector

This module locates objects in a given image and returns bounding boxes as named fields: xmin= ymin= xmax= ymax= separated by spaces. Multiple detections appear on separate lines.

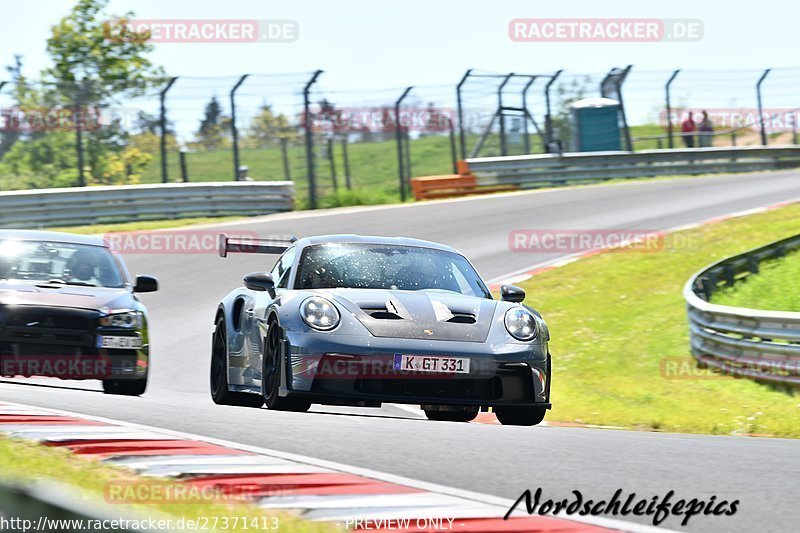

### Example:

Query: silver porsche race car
xmin=210 ymin=234 xmax=551 ymax=425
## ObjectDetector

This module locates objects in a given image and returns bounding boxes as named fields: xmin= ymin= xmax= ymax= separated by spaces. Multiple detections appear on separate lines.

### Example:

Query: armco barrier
xmin=684 ymin=233 xmax=800 ymax=386
xmin=0 ymin=182 xmax=294 ymax=228
xmin=411 ymin=146 xmax=800 ymax=199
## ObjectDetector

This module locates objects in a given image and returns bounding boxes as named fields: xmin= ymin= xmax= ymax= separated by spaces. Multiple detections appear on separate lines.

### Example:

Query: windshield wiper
xmin=38 ymin=279 xmax=97 ymax=287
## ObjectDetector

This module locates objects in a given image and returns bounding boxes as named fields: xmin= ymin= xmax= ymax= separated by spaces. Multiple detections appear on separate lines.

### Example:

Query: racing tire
xmin=262 ymin=320 xmax=311 ymax=412
xmin=102 ymin=378 xmax=147 ymax=396
xmin=424 ymin=407 xmax=479 ymax=422
xmin=494 ymin=406 xmax=547 ymax=426
xmin=210 ymin=319 xmax=264 ymax=408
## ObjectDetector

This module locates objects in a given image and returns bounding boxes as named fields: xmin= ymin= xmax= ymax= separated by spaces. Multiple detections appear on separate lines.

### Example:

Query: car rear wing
xmin=218 ymin=233 xmax=297 ymax=258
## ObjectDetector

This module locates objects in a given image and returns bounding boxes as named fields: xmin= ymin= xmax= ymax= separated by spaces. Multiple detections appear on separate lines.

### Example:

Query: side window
xmin=274 ymin=246 xmax=296 ymax=289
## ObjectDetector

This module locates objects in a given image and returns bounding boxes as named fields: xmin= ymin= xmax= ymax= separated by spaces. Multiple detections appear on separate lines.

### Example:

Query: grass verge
xmin=518 ymin=203 xmax=800 ymax=437
xmin=0 ymin=436 xmax=332 ymax=532
xmin=711 ymin=249 xmax=800 ymax=312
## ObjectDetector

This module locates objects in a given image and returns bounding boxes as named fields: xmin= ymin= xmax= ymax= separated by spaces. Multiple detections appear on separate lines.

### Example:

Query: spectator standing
xmin=698 ymin=110 xmax=714 ymax=147
xmin=681 ymin=112 xmax=696 ymax=148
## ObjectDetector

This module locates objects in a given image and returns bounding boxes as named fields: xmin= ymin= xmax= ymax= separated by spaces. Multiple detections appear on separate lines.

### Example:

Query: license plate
xmin=97 ymin=336 xmax=142 ymax=349
xmin=394 ymin=354 xmax=470 ymax=374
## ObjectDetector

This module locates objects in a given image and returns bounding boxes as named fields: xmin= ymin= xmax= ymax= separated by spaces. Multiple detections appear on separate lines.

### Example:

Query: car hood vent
xmin=330 ymin=289 xmax=495 ymax=342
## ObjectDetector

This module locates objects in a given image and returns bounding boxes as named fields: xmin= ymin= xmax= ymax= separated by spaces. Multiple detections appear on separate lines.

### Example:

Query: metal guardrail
xmin=683 ymin=233 xmax=800 ymax=386
xmin=466 ymin=146 xmax=800 ymax=188
xmin=0 ymin=182 xmax=294 ymax=228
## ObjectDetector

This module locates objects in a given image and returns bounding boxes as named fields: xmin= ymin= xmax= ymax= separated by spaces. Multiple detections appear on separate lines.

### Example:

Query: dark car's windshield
xmin=295 ymin=243 xmax=491 ymax=298
xmin=0 ymin=240 xmax=125 ymax=288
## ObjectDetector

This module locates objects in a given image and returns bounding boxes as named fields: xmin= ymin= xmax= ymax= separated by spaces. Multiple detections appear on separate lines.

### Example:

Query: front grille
xmin=0 ymin=306 xmax=99 ymax=347
xmin=355 ymin=374 xmax=501 ymax=401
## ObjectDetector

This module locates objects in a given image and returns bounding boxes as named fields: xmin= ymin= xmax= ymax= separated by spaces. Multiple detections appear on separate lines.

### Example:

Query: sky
xmin=2 ymin=0 xmax=797 ymax=138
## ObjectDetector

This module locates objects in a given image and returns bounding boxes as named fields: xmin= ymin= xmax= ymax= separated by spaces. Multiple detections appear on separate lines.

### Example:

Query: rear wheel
xmin=424 ymin=406 xmax=479 ymax=422
xmin=494 ymin=406 xmax=547 ymax=426
xmin=102 ymin=378 xmax=147 ymax=396
xmin=210 ymin=319 xmax=264 ymax=408
xmin=263 ymin=320 xmax=311 ymax=412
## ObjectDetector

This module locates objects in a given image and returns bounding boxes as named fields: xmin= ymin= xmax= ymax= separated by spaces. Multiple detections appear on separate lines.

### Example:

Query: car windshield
xmin=0 ymin=240 xmax=125 ymax=288
xmin=295 ymin=243 xmax=491 ymax=298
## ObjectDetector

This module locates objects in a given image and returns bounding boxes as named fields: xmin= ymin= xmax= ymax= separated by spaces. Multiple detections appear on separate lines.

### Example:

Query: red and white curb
xmin=487 ymin=196 xmax=800 ymax=291
xmin=0 ymin=401 xmax=675 ymax=533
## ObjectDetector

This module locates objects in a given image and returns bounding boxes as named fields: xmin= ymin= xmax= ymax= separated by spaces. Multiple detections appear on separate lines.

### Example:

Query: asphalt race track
xmin=2 ymin=171 xmax=800 ymax=532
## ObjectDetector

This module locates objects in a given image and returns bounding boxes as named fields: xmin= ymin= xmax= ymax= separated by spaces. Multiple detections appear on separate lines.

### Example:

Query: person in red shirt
xmin=681 ymin=112 xmax=696 ymax=148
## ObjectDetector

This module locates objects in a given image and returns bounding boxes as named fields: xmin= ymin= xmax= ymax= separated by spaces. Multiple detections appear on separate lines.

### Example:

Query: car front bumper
xmin=281 ymin=331 xmax=550 ymax=408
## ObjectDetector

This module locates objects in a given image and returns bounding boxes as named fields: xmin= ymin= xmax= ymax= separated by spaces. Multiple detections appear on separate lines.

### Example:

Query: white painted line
xmin=256 ymin=492 xmax=466 ymax=511
xmin=0 ymin=401 xmax=678 ymax=533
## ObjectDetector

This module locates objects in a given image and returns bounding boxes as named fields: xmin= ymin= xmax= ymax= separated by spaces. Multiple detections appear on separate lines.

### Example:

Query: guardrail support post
xmin=756 ymin=68 xmax=771 ymax=146
xmin=395 ymin=86 xmax=413 ymax=202
xmin=159 ymin=77 xmax=178 ymax=184
xmin=665 ymin=69 xmax=680 ymax=149
xmin=341 ymin=138 xmax=351 ymax=189
xmin=280 ymin=138 xmax=292 ymax=182
xmin=230 ymin=74 xmax=249 ymax=181
xmin=448 ymin=118 xmax=458 ymax=173
xmin=179 ymin=150 xmax=188 ymax=182
xmin=544 ymin=70 xmax=563 ymax=153
xmin=303 ymin=70 xmax=323 ymax=209
xmin=456 ymin=69 xmax=472 ymax=160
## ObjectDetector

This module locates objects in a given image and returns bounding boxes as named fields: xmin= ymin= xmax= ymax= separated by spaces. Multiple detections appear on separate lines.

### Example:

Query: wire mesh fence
xmin=1 ymin=66 xmax=798 ymax=209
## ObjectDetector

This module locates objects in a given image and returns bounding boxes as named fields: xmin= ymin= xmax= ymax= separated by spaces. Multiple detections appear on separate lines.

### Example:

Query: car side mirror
xmin=244 ymin=272 xmax=275 ymax=294
xmin=133 ymin=275 xmax=158 ymax=293
xmin=500 ymin=284 xmax=526 ymax=303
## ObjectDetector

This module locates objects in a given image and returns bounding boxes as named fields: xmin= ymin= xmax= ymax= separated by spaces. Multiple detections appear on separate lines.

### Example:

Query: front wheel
xmin=210 ymin=319 xmax=264 ymax=408
xmin=102 ymin=378 xmax=147 ymax=396
xmin=424 ymin=406 xmax=479 ymax=422
xmin=494 ymin=406 xmax=547 ymax=426
xmin=262 ymin=321 xmax=311 ymax=412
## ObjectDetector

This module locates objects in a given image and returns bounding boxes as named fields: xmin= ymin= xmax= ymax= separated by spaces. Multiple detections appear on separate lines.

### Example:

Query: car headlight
xmin=504 ymin=307 xmax=537 ymax=341
xmin=99 ymin=311 xmax=141 ymax=328
xmin=300 ymin=296 xmax=340 ymax=331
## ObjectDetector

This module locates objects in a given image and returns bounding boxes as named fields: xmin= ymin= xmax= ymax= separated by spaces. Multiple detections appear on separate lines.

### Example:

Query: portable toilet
xmin=570 ymin=97 xmax=622 ymax=152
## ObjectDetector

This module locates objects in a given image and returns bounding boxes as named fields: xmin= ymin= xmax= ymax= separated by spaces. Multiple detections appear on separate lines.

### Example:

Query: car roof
xmin=295 ymin=234 xmax=461 ymax=254
xmin=0 ymin=229 xmax=108 ymax=248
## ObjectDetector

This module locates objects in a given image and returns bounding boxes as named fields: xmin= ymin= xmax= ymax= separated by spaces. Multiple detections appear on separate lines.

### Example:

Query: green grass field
xmin=711 ymin=249 xmax=800 ymax=312
xmin=0 ymin=437 xmax=331 ymax=532
xmin=518 ymin=203 xmax=800 ymax=437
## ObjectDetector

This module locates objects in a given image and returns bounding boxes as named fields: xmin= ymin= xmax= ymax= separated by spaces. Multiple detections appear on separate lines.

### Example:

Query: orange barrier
xmin=411 ymin=161 xmax=517 ymax=200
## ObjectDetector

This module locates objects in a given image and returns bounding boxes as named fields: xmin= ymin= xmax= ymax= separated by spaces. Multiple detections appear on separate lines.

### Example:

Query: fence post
xmin=280 ymin=138 xmax=292 ymax=182
xmin=327 ymin=137 xmax=338 ymax=192
xmin=341 ymin=138 xmax=351 ymax=189
xmin=521 ymin=75 xmax=537 ymax=154
xmin=497 ymin=73 xmax=514 ymax=156
xmin=404 ymin=128 xmax=412 ymax=184
xmin=448 ymin=118 xmax=458 ymax=173
xmin=756 ymin=68 xmax=771 ymax=146
xmin=159 ymin=77 xmax=178 ymax=184
xmin=395 ymin=86 xmax=413 ymax=202
xmin=229 ymin=74 xmax=249 ymax=181
xmin=179 ymin=151 xmax=188 ymax=182
xmin=303 ymin=70 xmax=323 ymax=209
xmin=544 ymin=70 xmax=563 ymax=152
xmin=665 ymin=69 xmax=680 ymax=149
xmin=456 ymin=69 xmax=472 ymax=160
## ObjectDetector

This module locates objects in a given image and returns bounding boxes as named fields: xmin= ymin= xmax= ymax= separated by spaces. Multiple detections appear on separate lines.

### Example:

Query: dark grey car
xmin=210 ymin=234 xmax=551 ymax=425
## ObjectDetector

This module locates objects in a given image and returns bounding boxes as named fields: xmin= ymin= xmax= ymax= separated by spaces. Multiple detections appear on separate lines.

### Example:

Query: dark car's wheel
xmin=263 ymin=320 xmax=311 ymax=412
xmin=424 ymin=406 xmax=479 ymax=422
xmin=210 ymin=319 xmax=264 ymax=408
xmin=494 ymin=406 xmax=547 ymax=426
xmin=102 ymin=378 xmax=147 ymax=396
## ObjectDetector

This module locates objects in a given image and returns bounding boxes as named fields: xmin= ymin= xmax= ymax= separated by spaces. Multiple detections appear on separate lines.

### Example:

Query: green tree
xmin=245 ymin=103 xmax=298 ymax=148
xmin=192 ymin=96 xmax=231 ymax=150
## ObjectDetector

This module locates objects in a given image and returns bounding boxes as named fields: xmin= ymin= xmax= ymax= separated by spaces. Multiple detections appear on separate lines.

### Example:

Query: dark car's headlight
xmin=504 ymin=307 xmax=537 ymax=341
xmin=99 ymin=311 xmax=141 ymax=328
xmin=300 ymin=296 xmax=340 ymax=331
